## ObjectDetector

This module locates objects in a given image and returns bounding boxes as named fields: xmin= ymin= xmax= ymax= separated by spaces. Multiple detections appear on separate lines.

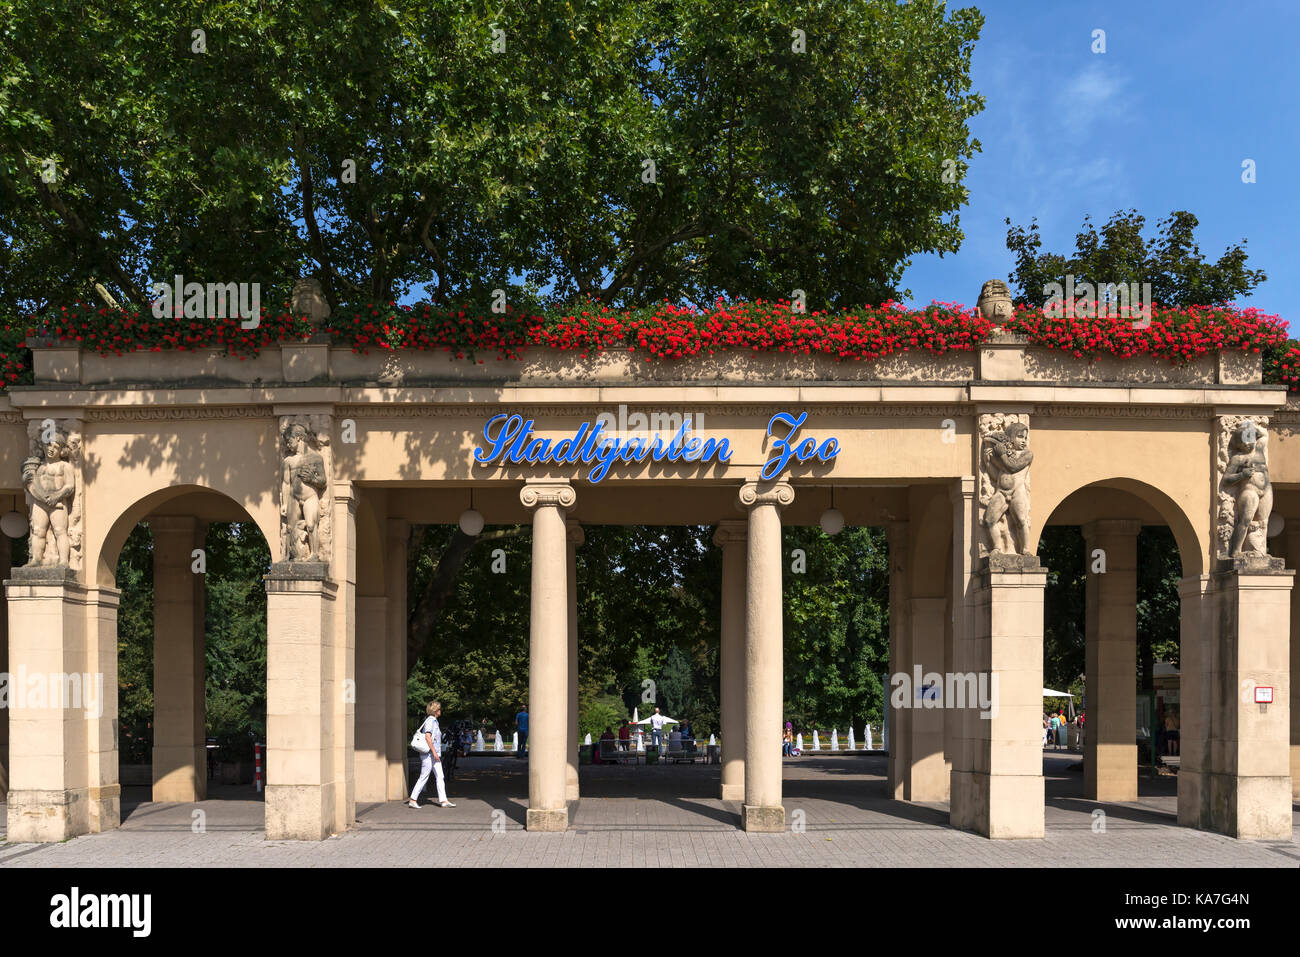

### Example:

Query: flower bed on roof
xmin=4 ymin=298 xmax=1291 ymax=391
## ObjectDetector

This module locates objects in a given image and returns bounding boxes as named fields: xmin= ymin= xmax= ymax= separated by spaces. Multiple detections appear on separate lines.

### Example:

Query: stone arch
xmin=1034 ymin=477 xmax=1207 ymax=577
xmin=92 ymin=484 xmax=279 ymax=588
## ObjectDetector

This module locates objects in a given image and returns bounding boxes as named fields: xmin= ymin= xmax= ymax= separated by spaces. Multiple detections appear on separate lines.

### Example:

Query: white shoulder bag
xmin=410 ymin=724 xmax=431 ymax=754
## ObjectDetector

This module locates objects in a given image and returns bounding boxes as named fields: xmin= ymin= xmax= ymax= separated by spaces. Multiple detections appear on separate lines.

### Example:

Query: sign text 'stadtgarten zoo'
xmin=474 ymin=411 xmax=840 ymax=483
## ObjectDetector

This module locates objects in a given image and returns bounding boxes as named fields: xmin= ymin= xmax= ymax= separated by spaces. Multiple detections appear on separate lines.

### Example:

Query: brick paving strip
xmin=1 ymin=755 xmax=1296 ymax=867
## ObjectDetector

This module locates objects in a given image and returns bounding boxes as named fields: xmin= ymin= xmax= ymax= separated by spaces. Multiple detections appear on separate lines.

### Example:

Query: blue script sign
xmin=473 ymin=411 xmax=840 ymax=484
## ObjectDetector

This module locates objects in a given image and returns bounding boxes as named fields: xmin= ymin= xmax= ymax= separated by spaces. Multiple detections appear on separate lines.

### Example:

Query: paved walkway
xmin=1 ymin=754 xmax=1296 ymax=867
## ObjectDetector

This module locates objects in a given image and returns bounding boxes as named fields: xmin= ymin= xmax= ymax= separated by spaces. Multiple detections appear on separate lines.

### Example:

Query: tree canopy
xmin=1004 ymin=209 xmax=1267 ymax=308
xmin=2 ymin=0 xmax=984 ymax=322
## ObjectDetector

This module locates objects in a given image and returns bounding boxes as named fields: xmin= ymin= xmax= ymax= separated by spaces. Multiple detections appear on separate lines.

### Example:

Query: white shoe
xmin=406 ymin=800 xmax=421 ymax=808
xmin=439 ymin=801 xmax=456 ymax=808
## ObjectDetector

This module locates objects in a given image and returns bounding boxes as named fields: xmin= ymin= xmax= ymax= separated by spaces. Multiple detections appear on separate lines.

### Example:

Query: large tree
xmin=1004 ymin=209 xmax=1267 ymax=308
xmin=2 ymin=0 xmax=984 ymax=321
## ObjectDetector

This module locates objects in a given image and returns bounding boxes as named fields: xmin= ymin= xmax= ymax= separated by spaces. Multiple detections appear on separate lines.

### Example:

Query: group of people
xmin=594 ymin=707 xmax=698 ymax=762
xmin=1043 ymin=710 xmax=1083 ymax=749
xmin=782 ymin=722 xmax=801 ymax=756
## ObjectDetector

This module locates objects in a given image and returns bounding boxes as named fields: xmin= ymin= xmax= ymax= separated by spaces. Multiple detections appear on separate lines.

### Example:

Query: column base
xmin=525 ymin=807 xmax=568 ymax=831
xmin=720 ymin=783 xmax=744 ymax=801
xmin=741 ymin=804 xmax=785 ymax=832
xmin=265 ymin=784 xmax=335 ymax=841
xmin=88 ymin=784 xmax=120 ymax=833
xmin=6 ymin=788 xmax=89 ymax=842
xmin=1084 ymin=745 xmax=1137 ymax=802
xmin=1208 ymin=773 xmax=1293 ymax=840
xmin=950 ymin=772 xmax=1043 ymax=839
xmin=152 ymin=746 xmax=206 ymax=803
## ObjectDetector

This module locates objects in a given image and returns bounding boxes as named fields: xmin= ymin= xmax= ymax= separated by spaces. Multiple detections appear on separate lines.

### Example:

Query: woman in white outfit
xmin=408 ymin=701 xmax=456 ymax=808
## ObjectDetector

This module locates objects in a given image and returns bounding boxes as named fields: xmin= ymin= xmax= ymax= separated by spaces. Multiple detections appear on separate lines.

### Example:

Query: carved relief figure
xmin=22 ymin=420 xmax=83 ymax=569
xmin=979 ymin=414 xmax=1033 ymax=555
xmin=280 ymin=418 xmax=331 ymax=562
xmin=1217 ymin=416 xmax=1272 ymax=557
xmin=977 ymin=279 xmax=1014 ymax=327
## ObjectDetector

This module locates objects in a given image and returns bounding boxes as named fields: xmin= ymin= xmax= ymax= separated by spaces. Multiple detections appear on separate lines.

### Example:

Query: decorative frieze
xmin=977 ymin=413 xmax=1033 ymax=557
xmin=279 ymin=414 xmax=333 ymax=562
xmin=21 ymin=418 xmax=84 ymax=571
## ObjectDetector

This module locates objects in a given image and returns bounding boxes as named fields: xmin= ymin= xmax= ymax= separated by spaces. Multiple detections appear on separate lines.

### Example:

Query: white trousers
xmin=410 ymin=752 xmax=448 ymax=804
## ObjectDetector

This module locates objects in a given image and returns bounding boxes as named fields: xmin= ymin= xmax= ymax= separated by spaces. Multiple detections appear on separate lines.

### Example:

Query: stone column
xmin=386 ymin=519 xmax=410 ymax=800
xmin=151 ymin=516 xmax=207 ymax=803
xmin=265 ymin=562 xmax=337 ymax=840
xmin=738 ymin=481 xmax=793 ymax=832
xmin=5 ymin=568 xmax=119 ymax=841
xmin=1200 ymin=559 xmax=1293 ymax=838
xmin=354 ymin=585 xmax=389 ymax=802
xmin=907 ymin=592 xmax=948 ymax=801
xmin=565 ymin=520 xmax=583 ymax=801
xmin=1176 ymin=575 xmax=1210 ymax=829
xmin=948 ymin=478 xmax=976 ymax=825
xmin=714 ymin=520 xmax=747 ymax=801
xmin=331 ymin=482 xmax=357 ymax=834
xmin=1287 ymin=525 xmax=1300 ymax=801
xmin=1082 ymin=519 xmax=1140 ymax=802
xmin=521 ymin=483 xmax=575 ymax=831
xmin=885 ymin=521 xmax=911 ymax=800
xmin=0 ymin=534 xmax=9 ymax=803
xmin=952 ymin=554 xmax=1047 ymax=839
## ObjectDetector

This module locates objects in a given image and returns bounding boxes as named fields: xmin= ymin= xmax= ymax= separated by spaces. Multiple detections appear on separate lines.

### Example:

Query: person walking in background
xmin=408 ymin=701 xmax=455 ymax=809
xmin=618 ymin=718 xmax=631 ymax=751
xmin=515 ymin=704 xmax=529 ymax=758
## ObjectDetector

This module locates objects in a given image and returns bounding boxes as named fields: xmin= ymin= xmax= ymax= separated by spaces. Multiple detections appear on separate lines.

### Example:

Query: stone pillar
xmin=151 ymin=516 xmax=207 ymax=803
xmin=1287 ymin=525 xmax=1300 ymax=801
xmin=265 ymin=562 xmax=338 ymax=841
xmin=948 ymin=478 xmax=976 ymax=823
xmin=714 ymin=520 xmax=747 ymax=801
xmin=331 ymin=482 xmax=357 ymax=834
xmin=1082 ymin=519 xmax=1140 ymax=802
xmin=521 ymin=483 xmax=575 ymax=831
xmin=1176 ymin=575 xmax=1210 ymax=829
xmin=885 ymin=522 xmax=910 ymax=801
xmin=5 ymin=568 xmax=120 ymax=842
xmin=386 ymin=519 xmax=410 ymax=800
xmin=1285 ymin=525 xmax=1300 ymax=801
xmin=354 ymin=586 xmax=389 ymax=802
xmin=907 ymin=592 xmax=948 ymax=801
xmin=951 ymin=554 xmax=1047 ymax=839
xmin=1198 ymin=559 xmax=1293 ymax=838
xmin=565 ymin=520 xmax=583 ymax=801
xmin=738 ymin=481 xmax=793 ymax=832
xmin=0 ymin=535 xmax=9 ymax=802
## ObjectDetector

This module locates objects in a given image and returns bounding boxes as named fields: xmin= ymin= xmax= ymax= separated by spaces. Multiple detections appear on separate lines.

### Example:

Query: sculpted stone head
xmin=1005 ymin=421 xmax=1029 ymax=450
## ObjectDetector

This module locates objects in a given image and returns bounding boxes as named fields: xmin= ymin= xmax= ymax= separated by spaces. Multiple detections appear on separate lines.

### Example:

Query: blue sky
xmin=901 ymin=0 xmax=1300 ymax=321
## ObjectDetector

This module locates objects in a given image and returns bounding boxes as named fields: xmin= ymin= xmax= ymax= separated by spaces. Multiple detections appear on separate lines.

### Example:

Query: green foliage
xmin=1 ymin=0 xmax=983 ymax=321
xmin=579 ymin=694 xmax=628 ymax=742
xmin=782 ymin=525 xmax=889 ymax=729
xmin=1005 ymin=210 xmax=1267 ymax=307
xmin=116 ymin=524 xmax=154 ymax=764
xmin=203 ymin=523 xmax=270 ymax=742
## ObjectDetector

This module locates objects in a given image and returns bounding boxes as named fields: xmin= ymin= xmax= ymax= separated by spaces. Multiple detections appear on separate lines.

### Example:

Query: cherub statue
xmin=981 ymin=421 xmax=1033 ymax=555
xmin=281 ymin=423 xmax=329 ymax=561
xmin=22 ymin=428 xmax=79 ymax=567
xmin=1221 ymin=420 xmax=1272 ymax=556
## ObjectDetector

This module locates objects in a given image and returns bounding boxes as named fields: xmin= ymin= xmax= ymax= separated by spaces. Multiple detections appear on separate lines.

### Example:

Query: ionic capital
xmin=520 ymin=483 xmax=576 ymax=511
xmin=736 ymin=481 xmax=794 ymax=511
